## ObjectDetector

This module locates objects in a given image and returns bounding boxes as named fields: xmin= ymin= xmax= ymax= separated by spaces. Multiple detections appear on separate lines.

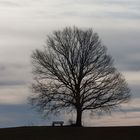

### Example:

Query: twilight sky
xmin=0 ymin=0 xmax=140 ymax=128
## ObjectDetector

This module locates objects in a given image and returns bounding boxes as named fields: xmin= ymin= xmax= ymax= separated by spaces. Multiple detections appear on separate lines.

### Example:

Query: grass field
xmin=0 ymin=126 xmax=139 ymax=140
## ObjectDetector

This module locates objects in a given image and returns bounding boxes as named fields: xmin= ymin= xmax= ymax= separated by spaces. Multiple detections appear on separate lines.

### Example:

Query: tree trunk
xmin=76 ymin=109 xmax=82 ymax=127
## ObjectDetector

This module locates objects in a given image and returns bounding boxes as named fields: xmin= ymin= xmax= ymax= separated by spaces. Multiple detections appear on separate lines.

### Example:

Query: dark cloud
xmin=0 ymin=65 xmax=6 ymax=71
xmin=0 ymin=63 xmax=31 ymax=87
xmin=0 ymin=104 xmax=48 ymax=128
xmin=98 ymin=30 xmax=140 ymax=72
xmin=112 ymin=51 xmax=140 ymax=72
xmin=129 ymin=85 xmax=140 ymax=98
xmin=0 ymin=104 xmax=65 ymax=128
xmin=0 ymin=80 xmax=26 ymax=86
xmin=123 ymin=107 xmax=140 ymax=113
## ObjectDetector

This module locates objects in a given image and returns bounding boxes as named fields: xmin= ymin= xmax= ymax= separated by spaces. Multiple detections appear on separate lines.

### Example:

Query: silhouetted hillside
xmin=0 ymin=126 xmax=139 ymax=140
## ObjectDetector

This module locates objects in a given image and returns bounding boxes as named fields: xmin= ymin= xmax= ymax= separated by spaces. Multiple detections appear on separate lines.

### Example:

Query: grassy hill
xmin=0 ymin=126 xmax=139 ymax=140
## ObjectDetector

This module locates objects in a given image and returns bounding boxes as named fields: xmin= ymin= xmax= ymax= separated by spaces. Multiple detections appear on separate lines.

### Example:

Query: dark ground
xmin=0 ymin=126 xmax=139 ymax=140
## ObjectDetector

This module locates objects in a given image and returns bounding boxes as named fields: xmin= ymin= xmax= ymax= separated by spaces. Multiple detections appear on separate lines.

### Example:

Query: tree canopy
xmin=30 ymin=27 xmax=131 ymax=126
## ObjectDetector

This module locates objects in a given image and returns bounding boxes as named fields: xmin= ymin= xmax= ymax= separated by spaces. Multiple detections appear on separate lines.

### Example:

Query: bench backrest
xmin=52 ymin=121 xmax=64 ymax=126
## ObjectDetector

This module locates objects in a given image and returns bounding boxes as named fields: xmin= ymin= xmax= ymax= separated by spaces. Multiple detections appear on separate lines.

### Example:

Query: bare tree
xmin=30 ymin=27 xmax=131 ymax=127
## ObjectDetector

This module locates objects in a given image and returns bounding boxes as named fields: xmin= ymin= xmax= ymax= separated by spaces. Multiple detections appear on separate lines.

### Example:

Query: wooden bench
xmin=52 ymin=121 xmax=64 ymax=126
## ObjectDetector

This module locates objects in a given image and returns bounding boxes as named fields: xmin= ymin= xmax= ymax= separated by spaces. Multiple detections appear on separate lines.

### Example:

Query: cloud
xmin=1 ymin=0 xmax=139 ymax=21
xmin=0 ymin=104 xmax=49 ymax=128
xmin=77 ymin=0 xmax=140 ymax=6
xmin=62 ymin=98 xmax=140 ymax=126
xmin=115 ymin=54 xmax=140 ymax=72
xmin=0 ymin=63 xmax=31 ymax=87
xmin=81 ymin=98 xmax=140 ymax=126
xmin=0 ymin=80 xmax=26 ymax=87
xmin=0 ymin=86 xmax=29 ymax=105
xmin=61 ymin=10 xmax=140 ymax=20
xmin=84 ymin=112 xmax=140 ymax=126
xmin=52 ymin=0 xmax=140 ymax=20
xmin=0 ymin=1 xmax=20 ymax=7
xmin=122 ymin=72 xmax=140 ymax=84
xmin=0 ymin=0 xmax=139 ymax=127
xmin=103 ymin=11 xmax=140 ymax=20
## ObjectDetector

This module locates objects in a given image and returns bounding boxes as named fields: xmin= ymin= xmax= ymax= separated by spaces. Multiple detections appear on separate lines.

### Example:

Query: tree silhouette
xmin=30 ymin=27 xmax=131 ymax=126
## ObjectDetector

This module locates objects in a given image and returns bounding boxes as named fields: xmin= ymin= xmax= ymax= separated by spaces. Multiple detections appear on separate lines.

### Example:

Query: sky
xmin=0 ymin=0 xmax=140 ymax=128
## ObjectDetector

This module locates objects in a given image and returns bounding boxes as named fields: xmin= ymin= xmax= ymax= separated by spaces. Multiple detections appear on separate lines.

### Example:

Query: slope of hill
xmin=0 ymin=126 xmax=139 ymax=140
